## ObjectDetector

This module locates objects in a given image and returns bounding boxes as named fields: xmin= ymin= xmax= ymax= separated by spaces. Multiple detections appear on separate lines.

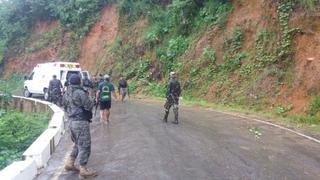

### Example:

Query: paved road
xmin=37 ymin=100 xmax=320 ymax=180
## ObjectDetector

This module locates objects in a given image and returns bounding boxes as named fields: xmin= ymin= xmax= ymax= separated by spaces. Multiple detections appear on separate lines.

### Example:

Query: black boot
xmin=163 ymin=111 xmax=169 ymax=123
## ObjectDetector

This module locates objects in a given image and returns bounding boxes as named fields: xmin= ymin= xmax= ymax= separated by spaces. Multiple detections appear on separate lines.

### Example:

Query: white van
xmin=23 ymin=62 xmax=90 ymax=100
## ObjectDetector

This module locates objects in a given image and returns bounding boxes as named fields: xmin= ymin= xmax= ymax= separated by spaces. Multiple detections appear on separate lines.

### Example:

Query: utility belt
xmin=70 ymin=118 xmax=92 ymax=123
xmin=70 ymin=118 xmax=89 ymax=122
xmin=68 ymin=101 xmax=93 ymax=122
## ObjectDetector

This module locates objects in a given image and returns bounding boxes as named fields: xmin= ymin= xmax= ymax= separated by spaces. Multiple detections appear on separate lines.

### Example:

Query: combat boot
xmin=64 ymin=157 xmax=79 ymax=171
xmin=79 ymin=166 xmax=98 ymax=179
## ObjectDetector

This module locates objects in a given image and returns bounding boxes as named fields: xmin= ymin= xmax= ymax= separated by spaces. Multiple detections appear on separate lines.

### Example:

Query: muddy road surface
xmin=36 ymin=100 xmax=320 ymax=180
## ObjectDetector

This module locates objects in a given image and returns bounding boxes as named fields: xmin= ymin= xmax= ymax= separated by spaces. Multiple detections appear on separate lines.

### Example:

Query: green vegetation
xmin=255 ymin=29 xmax=277 ymax=66
xmin=113 ymin=0 xmax=232 ymax=101
xmin=0 ymin=0 xmax=319 ymax=140
xmin=277 ymin=0 xmax=295 ymax=64
xmin=0 ymin=73 xmax=24 ymax=98
xmin=296 ymin=0 xmax=319 ymax=10
xmin=0 ymin=0 xmax=110 ymax=63
xmin=0 ymin=73 xmax=49 ymax=170
xmin=308 ymin=96 xmax=320 ymax=117
xmin=0 ymin=110 xmax=49 ymax=170
xmin=143 ymin=82 xmax=166 ymax=97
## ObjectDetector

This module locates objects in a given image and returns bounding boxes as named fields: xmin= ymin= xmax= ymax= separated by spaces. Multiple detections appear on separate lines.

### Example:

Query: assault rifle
xmin=94 ymin=100 xmax=99 ymax=117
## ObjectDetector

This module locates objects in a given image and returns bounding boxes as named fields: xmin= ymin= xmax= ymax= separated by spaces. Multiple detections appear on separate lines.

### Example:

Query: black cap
xmin=69 ymin=74 xmax=81 ymax=85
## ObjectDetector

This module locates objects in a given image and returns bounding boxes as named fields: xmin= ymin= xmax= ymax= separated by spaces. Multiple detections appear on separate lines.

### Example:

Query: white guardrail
xmin=0 ymin=96 xmax=65 ymax=180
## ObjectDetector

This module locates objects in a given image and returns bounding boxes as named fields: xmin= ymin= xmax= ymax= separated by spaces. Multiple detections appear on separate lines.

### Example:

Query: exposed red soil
xmin=3 ymin=47 xmax=55 ymax=77
xmin=201 ymin=0 xmax=267 ymax=98
xmin=2 ymin=21 xmax=59 ymax=77
xmin=77 ymin=5 xmax=119 ymax=74
xmin=1 ymin=1 xmax=320 ymax=116
xmin=203 ymin=0 xmax=319 ymax=114
xmin=286 ymin=13 xmax=320 ymax=112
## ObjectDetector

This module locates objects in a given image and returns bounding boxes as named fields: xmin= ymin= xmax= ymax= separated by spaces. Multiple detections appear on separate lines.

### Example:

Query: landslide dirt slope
xmin=2 ymin=1 xmax=320 ymax=115
xmin=78 ymin=5 xmax=118 ymax=74
xmin=2 ymin=5 xmax=119 ymax=77
xmin=3 ymin=21 xmax=59 ymax=76
xmin=183 ymin=0 xmax=320 ymax=114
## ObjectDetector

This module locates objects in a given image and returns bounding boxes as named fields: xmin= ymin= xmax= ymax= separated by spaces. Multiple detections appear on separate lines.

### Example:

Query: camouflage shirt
xmin=62 ymin=85 xmax=94 ymax=121
xmin=82 ymin=78 xmax=93 ymax=88
xmin=49 ymin=79 xmax=62 ymax=93
xmin=166 ymin=79 xmax=181 ymax=98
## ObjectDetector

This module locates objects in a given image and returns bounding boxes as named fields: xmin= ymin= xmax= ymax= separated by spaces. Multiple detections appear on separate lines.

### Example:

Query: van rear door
xmin=81 ymin=71 xmax=90 ymax=79
xmin=62 ymin=70 xmax=81 ymax=86
xmin=25 ymin=71 xmax=36 ymax=92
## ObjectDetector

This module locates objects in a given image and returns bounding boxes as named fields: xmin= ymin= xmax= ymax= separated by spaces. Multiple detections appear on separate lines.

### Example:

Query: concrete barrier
xmin=0 ymin=96 xmax=65 ymax=180
xmin=0 ymin=160 xmax=37 ymax=180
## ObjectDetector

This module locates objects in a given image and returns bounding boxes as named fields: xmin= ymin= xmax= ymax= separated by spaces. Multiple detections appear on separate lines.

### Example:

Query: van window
xmin=29 ymin=72 xmax=35 ymax=80
xmin=61 ymin=71 xmax=67 ymax=81
xmin=82 ymin=71 xmax=88 ymax=78
xmin=66 ymin=71 xmax=81 ymax=81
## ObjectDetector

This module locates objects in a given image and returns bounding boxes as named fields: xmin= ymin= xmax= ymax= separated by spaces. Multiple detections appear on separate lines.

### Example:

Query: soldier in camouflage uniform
xmin=48 ymin=75 xmax=63 ymax=105
xmin=91 ymin=76 xmax=98 ymax=100
xmin=82 ymin=73 xmax=94 ymax=99
xmin=163 ymin=72 xmax=181 ymax=124
xmin=62 ymin=74 xmax=98 ymax=179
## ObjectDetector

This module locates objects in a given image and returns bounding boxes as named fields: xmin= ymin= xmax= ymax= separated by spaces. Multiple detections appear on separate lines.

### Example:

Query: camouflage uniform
xmin=48 ymin=78 xmax=62 ymax=104
xmin=163 ymin=78 xmax=181 ymax=124
xmin=82 ymin=77 xmax=93 ymax=93
xmin=62 ymin=85 xmax=94 ymax=166
xmin=91 ymin=79 xmax=99 ymax=100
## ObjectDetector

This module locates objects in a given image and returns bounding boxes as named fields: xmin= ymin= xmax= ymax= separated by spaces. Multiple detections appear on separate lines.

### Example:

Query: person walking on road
xmin=62 ymin=74 xmax=98 ymax=179
xmin=98 ymin=74 xmax=104 ymax=86
xmin=96 ymin=74 xmax=117 ymax=123
xmin=163 ymin=72 xmax=181 ymax=124
xmin=118 ymin=75 xmax=129 ymax=102
xmin=91 ymin=76 xmax=99 ymax=104
xmin=48 ymin=75 xmax=63 ymax=105
xmin=82 ymin=73 xmax=93 ymax=96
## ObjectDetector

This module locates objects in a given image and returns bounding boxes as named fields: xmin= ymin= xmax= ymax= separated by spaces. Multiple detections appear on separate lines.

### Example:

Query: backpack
xmin=100 ymin=83 xmax=111 ymax=102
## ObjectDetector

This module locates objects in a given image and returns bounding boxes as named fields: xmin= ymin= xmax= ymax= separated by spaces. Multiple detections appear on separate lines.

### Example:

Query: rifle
xmin=94 ymin=100 xmax=99 ymax=116
xmin=169 ymin=93 xmax=177 ymax=104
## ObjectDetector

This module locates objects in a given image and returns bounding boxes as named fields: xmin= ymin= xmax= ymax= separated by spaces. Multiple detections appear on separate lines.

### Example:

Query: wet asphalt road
xmin=36 ymin=100 xmax=320 ymax=180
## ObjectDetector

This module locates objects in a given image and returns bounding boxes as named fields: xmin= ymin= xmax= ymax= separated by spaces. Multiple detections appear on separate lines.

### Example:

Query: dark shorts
xmin=100 ymin=101 xmax=111 ymax=110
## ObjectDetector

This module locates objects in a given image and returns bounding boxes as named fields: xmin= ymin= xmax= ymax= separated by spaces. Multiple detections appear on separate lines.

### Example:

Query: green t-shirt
xmin=98 ymin=81 xmax=115 ymax=102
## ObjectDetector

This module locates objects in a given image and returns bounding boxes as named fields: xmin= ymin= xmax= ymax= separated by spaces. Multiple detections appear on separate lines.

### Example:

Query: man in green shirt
xmin=96 ymin=74 xmax=117 ymax=123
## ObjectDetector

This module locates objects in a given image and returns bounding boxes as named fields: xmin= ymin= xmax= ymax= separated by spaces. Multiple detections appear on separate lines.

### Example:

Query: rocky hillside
xmin=1 ymin=0 xmax=320 ymax=121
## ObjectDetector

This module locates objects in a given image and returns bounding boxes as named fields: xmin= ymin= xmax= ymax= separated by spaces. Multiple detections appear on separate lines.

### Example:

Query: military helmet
xmin=69 ymin=74 xmax=81 ymax=85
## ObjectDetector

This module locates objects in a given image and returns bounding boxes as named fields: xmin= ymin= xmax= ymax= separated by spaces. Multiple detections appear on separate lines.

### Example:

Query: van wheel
xmin=44 ymin=88 xmax=50 ymax=101
xmin=23 ymin=88 xmax=32 ymax=97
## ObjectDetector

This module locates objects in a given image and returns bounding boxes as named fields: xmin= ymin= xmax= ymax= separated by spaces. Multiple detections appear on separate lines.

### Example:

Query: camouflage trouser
xmin=164 ymin=97 xmax=179 ymax=121
xmin=69 ymin=121 xmax=91 ymax=166
xmin=50 ymin=90 xmax=61 ymax=105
